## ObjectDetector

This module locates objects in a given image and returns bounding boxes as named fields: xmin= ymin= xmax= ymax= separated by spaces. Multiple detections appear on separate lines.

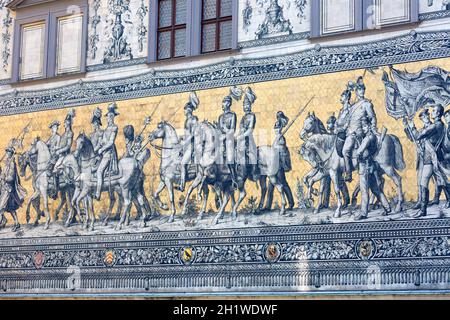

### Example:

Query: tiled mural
xmin=0 ymin=1 xmax=450 ymax=297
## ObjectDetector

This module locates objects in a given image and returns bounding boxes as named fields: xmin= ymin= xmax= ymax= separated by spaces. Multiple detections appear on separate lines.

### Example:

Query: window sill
xmin=148 ymin=49 xmax=240 ymax=68
xmin=11 ymin=71 xmax=87 ymax=87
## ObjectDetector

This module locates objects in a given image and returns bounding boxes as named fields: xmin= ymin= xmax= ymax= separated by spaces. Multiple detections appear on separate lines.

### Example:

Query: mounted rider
xmin=218 ymin=90 xmax=238 ymax=185
xmin=236 ymin=87 xmax=258 ymax=179
xmin=341 ymin=77 xmax=377 ymax=182
xmin=179 ymin=92 xmax=199 ymax=192
xmin=90 ymin=107 xmax=104 ymax=155
xmin=46 ymin=120 xmax=61 ymax=157
xmin=95 ymin=103 xmax=119 ymax=200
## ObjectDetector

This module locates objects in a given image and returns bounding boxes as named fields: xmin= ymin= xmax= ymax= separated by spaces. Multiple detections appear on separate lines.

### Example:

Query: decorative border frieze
xmin=0 ymin=31 xmax=450 ymax=116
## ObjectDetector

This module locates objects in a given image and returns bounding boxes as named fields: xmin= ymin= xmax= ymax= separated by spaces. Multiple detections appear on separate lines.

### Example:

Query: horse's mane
xmin=78 ymin=133 xmax=94 ymax=158
xmin=305 ymin=134 xmax=335 ymax=154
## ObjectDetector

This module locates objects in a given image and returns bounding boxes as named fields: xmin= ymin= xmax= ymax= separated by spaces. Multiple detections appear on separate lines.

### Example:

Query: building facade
xmin=0 ymin=0 xmax=449 ymax=297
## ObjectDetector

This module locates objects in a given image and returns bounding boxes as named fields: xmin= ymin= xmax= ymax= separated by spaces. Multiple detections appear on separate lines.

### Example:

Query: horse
xmin=17 ymin=138 xmax=54 ymax=229
xmin=300 ymin=132 xmax=405 ymax=217
xmin=68 ymin=133 xmax=150 ymax=230
xmin=180 ymin=121 xmax=292 ymax=225
xmin=148 ymin=121 xmax=210 ymax=223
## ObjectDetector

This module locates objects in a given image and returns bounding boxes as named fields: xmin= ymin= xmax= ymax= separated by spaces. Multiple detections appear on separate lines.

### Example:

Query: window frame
xmin=148 ymin=0 xmax=238 ymax=63
xmin=311 ymin=0 xmax=419 ymax=38
xmin=9 ymin=0 xmax=88 ymax=83
xmin=156 ymin=0 xmax=188 ymax=61
xmin=200 ymin=0 xmax=233 ymax=54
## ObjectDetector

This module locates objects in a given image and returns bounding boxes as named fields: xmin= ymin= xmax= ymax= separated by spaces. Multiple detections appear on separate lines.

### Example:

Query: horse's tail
xmin=390 ymin=134 xmax=406 ymax=171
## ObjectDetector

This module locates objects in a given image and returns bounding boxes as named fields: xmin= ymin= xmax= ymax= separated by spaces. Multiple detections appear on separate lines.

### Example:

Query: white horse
xmin=148 ymin=121 xmax=210 ymax=223
xmin=67 ymin=133 xmax=149 ymax=230
xmin=19 ymin=138 xmax=54 ymax=229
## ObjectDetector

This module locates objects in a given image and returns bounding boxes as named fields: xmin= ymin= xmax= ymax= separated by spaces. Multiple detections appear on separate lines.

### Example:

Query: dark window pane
xmin=220 ymin=0 xmax=232 ymax=17
xmin=175 ymin=0 xmax=186 ymax=25
xmin=219 ymin=20 xmax=232 ymax=50
xmin=202 ymin=23 xmax=216 ymax=53
xmin=174 ymin=28 xmax=186 ymax=57
xmin=159 ymin=0 xmax=172 ymax=28
xmin=203 ymin=0 xmax=217 ymax=20
xmin=158 ymin=31 xmax=171 ymax=59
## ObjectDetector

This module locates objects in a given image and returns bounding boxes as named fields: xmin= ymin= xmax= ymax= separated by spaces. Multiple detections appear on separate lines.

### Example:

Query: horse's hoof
xmin=33 ymin=221 xmax=39 ymax=227
xmin=394 ymin=204 xmax=403 ymax=213
xmin=211 ymin=217 xmax=220 ymax=225
xmin=44 ymin=222 xmax=50 ymax=230
xmin=140 ymin=221 xmax=147 ymax=228
xmin=115 ymin=224 xmax=122 ymax=231
xmin=313 ymin=209 xmax=320 ymax=214
xmin=334 ymin=211 xmax=341 ymax=218
xmin=103 ymin=220 xmax=108 ymax=226
xmin=168 ymin=215 xmax=175 ymax=223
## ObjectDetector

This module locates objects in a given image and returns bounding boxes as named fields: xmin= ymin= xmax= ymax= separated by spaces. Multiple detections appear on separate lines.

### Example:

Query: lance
xmin=278 ymin=96 xmax=315 ymax=140
xmin=0 ymin=120 xmax=32 ymax=162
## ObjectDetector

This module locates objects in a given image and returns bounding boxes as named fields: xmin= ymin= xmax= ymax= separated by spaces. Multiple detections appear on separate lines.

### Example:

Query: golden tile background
xmin=0 ymin=58 xmax=447 ymax=223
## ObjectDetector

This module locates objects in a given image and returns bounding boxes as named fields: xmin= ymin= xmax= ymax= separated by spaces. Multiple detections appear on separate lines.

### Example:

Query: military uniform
xmin=0 ymin=148 xmax=26 ymax=231
xmin=342 ymin=97 xmax=377 ymax=180
xmin=355 ymin=122 xmax=391 ymax=220
xmin=95 ymin=104 xmax=119 ymax=199
xmin=410 ymin=112 xmax=450 ymax=216
xmin=237 ymin=112 xmax=257 ymax=166
xmin=218 ymin=110 xmax=237 ymax=165
xmin=46 ymin=133 xmax=61 ymax=157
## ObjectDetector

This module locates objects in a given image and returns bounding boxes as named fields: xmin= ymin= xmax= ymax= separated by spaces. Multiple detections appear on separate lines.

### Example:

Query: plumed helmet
xmin=222 ymin=95 xmax=232 ymax=106
xmin=230 ymin=86 xmax=243 ymax=101
xmin=123 ymin=125 xmax=135 ymax=142
xmin=356 ymin=76 xmax=366 ymax=90
xmin=276 ymin=111 xmax=289 ymax=128
xmin=243 ymin=87 xmax=257 ymax=106
xmin=91 ymin=107 xmax=102 ymax=125
xmin=184 ymin=91 xmax=200 ymax=111
xmin=65 ymin=108 xmax=76 ymax=124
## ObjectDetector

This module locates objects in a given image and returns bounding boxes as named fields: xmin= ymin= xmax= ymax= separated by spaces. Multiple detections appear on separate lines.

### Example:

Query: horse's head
xmin=149 ymin=121 xmax=166 ymax=142
xmin=300 ymin=112 xmax=317 ymax=140
xmin=28 ymin=137 xmax=40 ymax=156
xmin=74 ymin=132 xmax=93 ymax=159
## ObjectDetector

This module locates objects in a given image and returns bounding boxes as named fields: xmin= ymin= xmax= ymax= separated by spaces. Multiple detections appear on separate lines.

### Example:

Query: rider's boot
xmin=411 ymin=187 xmax=428 ymax=218
xmin=343 ymin=155 xmax=353 ymax=182
xmin=95 ymin=175 xmax=102 ymax=200
xmin=429 ymin=185 xmax=443 ymax=206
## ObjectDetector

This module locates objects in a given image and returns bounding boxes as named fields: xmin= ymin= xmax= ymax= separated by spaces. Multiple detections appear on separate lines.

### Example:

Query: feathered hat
xmin=355 ymin=76 xmax=366 ymax=90
xmin=106 ymin=102 xmax=120 ymax=117
xmin=48 ymin=120 xmax=60 ymax=129
xmin=184 ymin=91 xmax=200 ymax=111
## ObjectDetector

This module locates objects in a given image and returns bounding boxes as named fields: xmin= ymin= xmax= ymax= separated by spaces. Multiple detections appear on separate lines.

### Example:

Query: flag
xmin=382 ymin=65 xmax=450 ymax=119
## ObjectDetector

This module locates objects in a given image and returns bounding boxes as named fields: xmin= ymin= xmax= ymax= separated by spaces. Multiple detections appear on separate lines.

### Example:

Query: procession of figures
xmin=0 ymin=64 xmax=449 ymax=233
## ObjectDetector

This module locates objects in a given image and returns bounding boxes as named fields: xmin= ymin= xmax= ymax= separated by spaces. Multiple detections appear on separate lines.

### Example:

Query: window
xmin=201 ymin=0 xmax=233 ymax=53
xmin=311 ymin=0 xmax=419 ymax=37
xmin=20 ymin=22 xmax=47 ymax=80
xmin=157 ymin=0 xmax=187 ymax=60
xmin=56 ymin=14 xmax=84 ymax=75
xmin=148 ymin=0 xmax=238 ymax=62
xmin=9 ymin=0 xmax=88 ymax=82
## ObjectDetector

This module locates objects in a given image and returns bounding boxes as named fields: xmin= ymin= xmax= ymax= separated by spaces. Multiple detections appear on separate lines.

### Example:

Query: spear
xmin=0 ymin=120 xmax=32 ymax=162
xmin=279 ymin=96 xmax=315 ymax=139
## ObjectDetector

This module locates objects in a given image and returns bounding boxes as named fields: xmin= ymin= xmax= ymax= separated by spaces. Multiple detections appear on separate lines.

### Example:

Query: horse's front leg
xmin=232 ymin=182 xmax=247 ymax=221
xmin=39 ymin=183 xmax=51 ymax=230
xmin=181 ymin=174 xmax=202 ymax=216
xmin=103 ymin=191 xmax=116 ymax=226
xmin=54 ymin=190 xmax=66 ymax=221
xmin=134 ymin=193 xmax=149 ymax=228
xmin=199 ymin=183 xmax=209 ymax=220
xmin=258 ymin=176 xmax=267 ymax=212
xmin=28 ymin=190 xmax=41 ymax=226
xmin=86 ymin=195 xmax=95 ymax=231
xmin=212 ymin=190 xmax=230 ymax=225
xmin=116 ymin=188 xmax=131 ymax=230
xmin=166 ymin=178 xmax=177 ymax=223
xmin=154 ymin=181 xmax=168 ymax=210
xmin=330 ymin=172 xmax=343 ymax=218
